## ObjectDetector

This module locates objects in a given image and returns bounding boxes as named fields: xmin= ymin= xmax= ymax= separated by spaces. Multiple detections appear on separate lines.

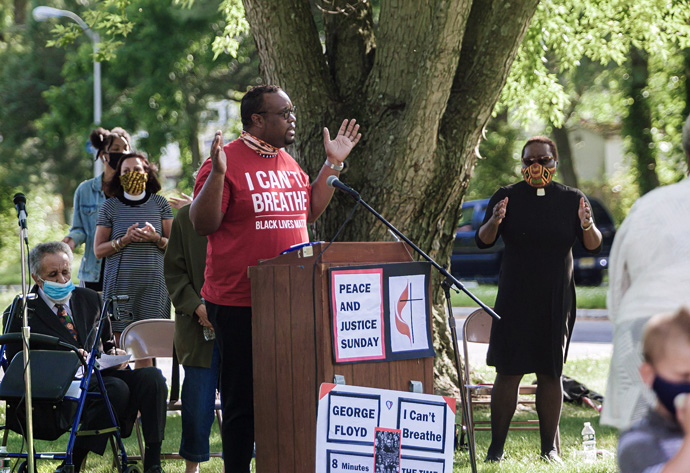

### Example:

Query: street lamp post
xmin=33 ymin=6 xmax=102 ymax=177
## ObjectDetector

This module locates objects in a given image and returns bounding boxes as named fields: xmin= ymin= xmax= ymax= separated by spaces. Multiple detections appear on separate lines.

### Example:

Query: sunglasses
xmin=522 ymin=155 xmax=556 ymax=166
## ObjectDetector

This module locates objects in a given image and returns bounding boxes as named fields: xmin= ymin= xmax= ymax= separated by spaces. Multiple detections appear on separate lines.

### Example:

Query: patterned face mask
xmin=522 ymin=163 xmax=556 ymax=188
xmin=120 ymin=170 xmax=148 ymax=195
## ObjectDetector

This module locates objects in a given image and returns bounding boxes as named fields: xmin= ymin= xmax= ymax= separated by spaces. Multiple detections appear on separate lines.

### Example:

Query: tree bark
xmin=14 ymin=0 xmax=25 ymax=25
xmin=623 ymin=46 xmax=659 ymax=196
xmin=189 ymin=120 xmax=201 ymax=173
xmin=683 ymin=48 xmax=690 ymax=121
xmin=242 ymin=0 xmax=540 ymax=395
xmin=552 ymin=125 xmax=579 ymax=188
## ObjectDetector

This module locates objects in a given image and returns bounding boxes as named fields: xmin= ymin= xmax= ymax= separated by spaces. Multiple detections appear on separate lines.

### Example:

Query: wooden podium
xmin=248 ymin=242 xmax=435 ymax=473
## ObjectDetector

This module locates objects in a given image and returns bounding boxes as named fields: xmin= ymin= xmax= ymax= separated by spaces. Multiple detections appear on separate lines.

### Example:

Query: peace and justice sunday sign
xmin=329 ymin=262 xmax=435 ymax=364
xmin=316 ymin=383 xmax=456 ymax=473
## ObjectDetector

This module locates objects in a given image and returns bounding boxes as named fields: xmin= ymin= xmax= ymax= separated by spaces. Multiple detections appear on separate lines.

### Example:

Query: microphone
xmin=326 ymin=175 xmax=360 ymax=199
xmin=13 ymin=193 xmax=27 ymax=230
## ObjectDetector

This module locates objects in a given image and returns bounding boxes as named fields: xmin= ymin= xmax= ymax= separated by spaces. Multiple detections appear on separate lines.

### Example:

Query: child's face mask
xmin=652 ymin=375 xmax=690 ymax=416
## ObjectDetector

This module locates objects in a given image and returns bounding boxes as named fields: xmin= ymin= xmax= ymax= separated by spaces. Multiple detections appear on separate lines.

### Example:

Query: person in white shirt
xmin=602 ymin=114 xmax=690 ymax=430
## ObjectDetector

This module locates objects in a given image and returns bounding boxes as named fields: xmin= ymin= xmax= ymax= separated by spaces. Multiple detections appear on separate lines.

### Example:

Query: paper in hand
xmin=95 ymin=353 xmax=131 ymax=370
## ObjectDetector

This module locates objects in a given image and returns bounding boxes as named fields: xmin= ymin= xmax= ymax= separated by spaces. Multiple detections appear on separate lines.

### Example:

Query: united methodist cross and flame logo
xmin=394 ymin=282 xmax=422 ymax=345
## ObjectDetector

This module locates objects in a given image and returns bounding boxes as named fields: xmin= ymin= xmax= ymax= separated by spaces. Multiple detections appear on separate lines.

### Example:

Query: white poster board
xmin=388 ymin=274 xmax=431 ymax=354
xmin=316 ymin=383 xmax=456 ymax=473
xmin=330 ymin=268 xmax=386 ymax=362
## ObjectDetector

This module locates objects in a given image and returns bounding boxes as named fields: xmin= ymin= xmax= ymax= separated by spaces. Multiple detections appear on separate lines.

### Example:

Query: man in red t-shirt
xmin=190 ymin=84 xmax=361 ymax=473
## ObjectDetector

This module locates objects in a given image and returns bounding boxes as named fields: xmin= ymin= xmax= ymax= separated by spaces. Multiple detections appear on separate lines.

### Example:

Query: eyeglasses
xmin=257 ymin=106 xmax=297 ymax=121
xmin=522 ymin=155 xmax=556 ymax=166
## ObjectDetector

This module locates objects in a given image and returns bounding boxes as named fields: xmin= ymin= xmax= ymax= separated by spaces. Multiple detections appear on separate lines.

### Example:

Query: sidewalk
xmin=453 ymin=307 xmax=613 ymax=360
xmin=452 ymin=306 xmax=608 ymax=321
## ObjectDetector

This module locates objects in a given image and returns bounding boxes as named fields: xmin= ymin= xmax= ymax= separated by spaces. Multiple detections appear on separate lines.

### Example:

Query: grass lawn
xmin=454 ymin=354 xmax=617 ymax=472
xmin=0 ymin=412 xmax=226 ymax=472
xmin=0 ymin=278 xmax=616 ymax=472
xmin=0 ymin=357 xmax=617 ymax=472
xmin=451 ymin=283 xmax=608 ymax=309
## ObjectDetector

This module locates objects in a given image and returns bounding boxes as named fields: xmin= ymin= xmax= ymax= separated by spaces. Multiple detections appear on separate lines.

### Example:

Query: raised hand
xmin=492 ymin=197 xmax=509 ymax=224
xmin=579 ymin=197 xmax=593 ymax=228
xmin=168 ymin=192 xmax=193 ymax=209
xmin=210 ymin=130 xmax=226 ymax=174
xmin=323 ymin=119 xmax=362 ymax=166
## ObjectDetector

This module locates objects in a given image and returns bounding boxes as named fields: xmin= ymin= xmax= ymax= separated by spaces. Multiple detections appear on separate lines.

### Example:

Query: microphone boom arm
xmin=349 ymin=195 xmax=500 ymax=320
xmin=331 ymin=179 xmax=493 ymax=470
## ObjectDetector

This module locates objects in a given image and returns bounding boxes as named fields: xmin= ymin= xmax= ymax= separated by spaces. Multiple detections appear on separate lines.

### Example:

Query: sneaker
xmin=540 ymin=450 xmax=563 ymax=464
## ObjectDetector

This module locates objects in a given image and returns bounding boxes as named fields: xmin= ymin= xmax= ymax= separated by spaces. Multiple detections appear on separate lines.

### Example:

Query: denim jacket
xmin=67 ymin=174 xmax=106 ymax=283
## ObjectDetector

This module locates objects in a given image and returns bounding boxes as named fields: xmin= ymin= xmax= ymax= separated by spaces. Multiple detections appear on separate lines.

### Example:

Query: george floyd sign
xmin=316 ymin=383 xmax=456 ymax=473
xmin=329 ymin=262 xmax=435 ymax=364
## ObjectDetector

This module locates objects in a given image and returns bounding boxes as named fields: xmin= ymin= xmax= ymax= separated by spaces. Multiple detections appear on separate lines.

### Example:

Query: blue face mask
xmin=39 ymin=278 xmax=75 ymax=303
xmin=652 ymin=375 xmax=690 ymax=417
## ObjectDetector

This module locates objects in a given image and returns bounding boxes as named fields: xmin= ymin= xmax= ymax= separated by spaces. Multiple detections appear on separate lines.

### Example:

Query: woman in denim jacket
xmin=63 ymin=127 xmax=131 ymax=291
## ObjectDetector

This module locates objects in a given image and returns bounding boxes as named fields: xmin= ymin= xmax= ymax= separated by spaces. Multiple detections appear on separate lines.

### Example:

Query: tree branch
xmin=242 ymin=0 xmax=335 ymax=115
xmin=322 ymin=0 xmax=375 ymax=100
xmin=366 ymin=0 xmax=469 ymax=114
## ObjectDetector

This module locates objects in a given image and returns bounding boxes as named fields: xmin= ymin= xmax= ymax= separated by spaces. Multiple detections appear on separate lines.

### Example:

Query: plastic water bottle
xmin=581 ymin=421 xmax=596 ymax=461
xmin=0 ymin=445 xmax=10 ymax=473
xmin=203 ymin=325 xmax=216 ymax=341
xmin=200 ymin=298 xmax=214 ymax=341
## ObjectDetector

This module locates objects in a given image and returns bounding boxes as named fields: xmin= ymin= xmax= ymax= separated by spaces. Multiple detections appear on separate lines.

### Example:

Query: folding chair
xmin=119 ymin=319 xmax=222 ymax=461
xmin=461 ymin=308 xmax=560 ymax=457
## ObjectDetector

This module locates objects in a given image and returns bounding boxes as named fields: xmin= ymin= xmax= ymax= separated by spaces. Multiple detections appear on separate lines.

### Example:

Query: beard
xmin=284 ymin=124 xmax=296 ymax=146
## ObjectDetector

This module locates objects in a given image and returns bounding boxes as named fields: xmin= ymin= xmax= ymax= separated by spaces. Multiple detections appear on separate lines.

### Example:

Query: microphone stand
xmin=17 ymin=217 xmax=35 ymax=473
xmin=336 ymin=190 xmax=497 ymax=473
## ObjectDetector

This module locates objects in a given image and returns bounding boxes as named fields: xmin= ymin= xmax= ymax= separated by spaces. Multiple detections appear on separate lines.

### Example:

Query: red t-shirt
xmin=194 ymin=139 xmax=311 ymax=306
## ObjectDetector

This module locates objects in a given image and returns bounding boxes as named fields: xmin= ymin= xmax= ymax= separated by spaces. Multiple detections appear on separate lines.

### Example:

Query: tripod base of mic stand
xmin=441 ymin=278 xmax=477 ymax=473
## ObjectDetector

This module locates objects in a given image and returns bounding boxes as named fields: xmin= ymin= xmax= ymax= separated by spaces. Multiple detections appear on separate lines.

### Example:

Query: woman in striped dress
xmin=94 ymin=153 xmax=173 ymax=359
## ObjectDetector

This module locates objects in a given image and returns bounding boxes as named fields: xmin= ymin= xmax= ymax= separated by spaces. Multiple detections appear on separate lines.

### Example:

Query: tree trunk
xmin=243 ymin=0 xmax=539 ymax=395
xmin=552 ymin=126 xmax=579 ymax=188
xmin=683 ymin=48 xmax=690 ymax=121
xmin=623 ymin=46 xmax=660 ymax=196
xmin=189 ymin=121 xmax=202 ymax=174
xmin=14 ymin=0 xmax=25 ymax=25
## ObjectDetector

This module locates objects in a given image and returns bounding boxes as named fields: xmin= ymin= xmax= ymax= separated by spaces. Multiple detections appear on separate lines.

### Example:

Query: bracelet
xmin=111 ymin=238 xmax=123 ymax=252
xmin=581 ymin=220 xmax=593 ymax=231
xmin=324 ymin=159 xmax=344 ymax=172
xmin=157 ymin=237 xmax=168 ymax=250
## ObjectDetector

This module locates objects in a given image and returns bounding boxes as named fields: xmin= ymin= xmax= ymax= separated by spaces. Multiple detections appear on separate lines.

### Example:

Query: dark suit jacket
xmin=4 ymin=286 xmax=117 ymax=362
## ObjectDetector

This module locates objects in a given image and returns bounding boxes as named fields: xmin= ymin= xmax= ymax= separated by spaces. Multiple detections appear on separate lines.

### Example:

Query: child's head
xmin=640 ymin=306 xmax=690 ymax=417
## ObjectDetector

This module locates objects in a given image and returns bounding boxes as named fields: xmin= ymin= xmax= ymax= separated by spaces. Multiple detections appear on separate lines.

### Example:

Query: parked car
xmin=450 ymin=197 xmax=616 ymax=286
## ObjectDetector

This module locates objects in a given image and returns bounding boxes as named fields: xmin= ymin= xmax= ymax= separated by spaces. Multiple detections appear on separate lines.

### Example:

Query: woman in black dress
xmin=476 ymin=136 xmax=602 ymax=462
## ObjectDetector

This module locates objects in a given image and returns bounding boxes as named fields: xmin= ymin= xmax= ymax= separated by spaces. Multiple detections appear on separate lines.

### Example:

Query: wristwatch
xmin=324 ymin=159 xmax=344 ymax=172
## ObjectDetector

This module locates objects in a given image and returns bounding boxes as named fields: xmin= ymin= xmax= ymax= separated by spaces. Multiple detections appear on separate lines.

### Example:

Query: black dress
xmin=475 ymin=181 xmax=600 ymax=377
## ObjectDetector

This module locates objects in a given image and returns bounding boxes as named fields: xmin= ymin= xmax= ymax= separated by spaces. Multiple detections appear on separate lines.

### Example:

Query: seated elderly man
xmin=3 ymin=241 xmax=167 ymax=473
